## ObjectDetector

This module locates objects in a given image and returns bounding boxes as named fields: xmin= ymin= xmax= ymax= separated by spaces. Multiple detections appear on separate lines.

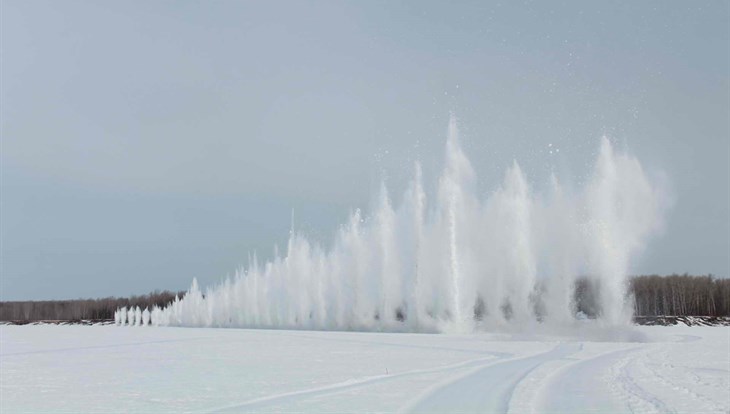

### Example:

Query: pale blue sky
xmin=2 ymin=1 xmax=728 ymax=300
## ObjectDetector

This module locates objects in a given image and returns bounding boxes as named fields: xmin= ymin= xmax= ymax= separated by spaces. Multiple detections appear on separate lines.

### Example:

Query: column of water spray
xmin=114 ymin=306 xmax=151 ymax=326
xmin=117 ymin=115 xmax=664 ymax=333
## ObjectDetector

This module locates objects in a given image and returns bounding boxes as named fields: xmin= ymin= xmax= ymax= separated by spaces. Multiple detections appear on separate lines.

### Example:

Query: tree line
xmin=1 ymin=274 xmax=728 ymax=321
xmin=630 ymin=274 xmax=730 ymax=317
xmin=571 ymin=274 xmax=730 ymax=318
xmin=0 ymin=290 xmax=186 ymax=321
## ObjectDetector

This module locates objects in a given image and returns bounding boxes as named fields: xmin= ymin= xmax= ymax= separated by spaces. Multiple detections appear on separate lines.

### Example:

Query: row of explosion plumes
xmin=112 ymin=116 xmax=666 ymax=332
xmin=114 ymin=306 xmax=159 ymax=326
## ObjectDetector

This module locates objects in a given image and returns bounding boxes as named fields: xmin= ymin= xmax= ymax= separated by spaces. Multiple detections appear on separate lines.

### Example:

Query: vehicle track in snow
xmin=534 ymin=345 xmax=671 ymax=414
xmin=400 ymin=342 xmax=582 ymax=414
xmin=206 ymin=350 xmax=513 ymax=413
xmin=529 ymin=346 xmax=628 ymax=413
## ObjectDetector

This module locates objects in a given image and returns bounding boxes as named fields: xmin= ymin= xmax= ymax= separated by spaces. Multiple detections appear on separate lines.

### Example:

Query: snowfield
xmin=1 ymin=325 xmax=728 ymax=413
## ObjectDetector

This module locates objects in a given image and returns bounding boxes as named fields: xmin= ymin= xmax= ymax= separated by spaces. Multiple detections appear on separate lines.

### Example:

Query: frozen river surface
xmin=1 ymin=325 xmax=728 ymax=413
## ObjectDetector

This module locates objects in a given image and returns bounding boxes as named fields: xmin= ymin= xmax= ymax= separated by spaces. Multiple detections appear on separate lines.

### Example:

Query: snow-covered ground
xmin=1 ymin=325 xmax=727 ymax=413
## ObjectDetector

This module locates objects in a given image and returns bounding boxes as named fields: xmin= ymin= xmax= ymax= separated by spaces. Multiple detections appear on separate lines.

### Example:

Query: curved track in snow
xmin=402 ymin=343 xmax=582 ymax=413
xmin=208 ymin=350 xmax=511 ymax=413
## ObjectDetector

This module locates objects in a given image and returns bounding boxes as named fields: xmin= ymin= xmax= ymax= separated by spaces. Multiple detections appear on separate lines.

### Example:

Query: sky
xmin=2 ymin=1 xmax=728 ymax=300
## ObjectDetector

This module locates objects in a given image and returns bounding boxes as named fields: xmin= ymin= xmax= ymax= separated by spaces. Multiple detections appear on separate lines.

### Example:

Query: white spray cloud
xmin=123 ymin=116 xmax=665 ymax=333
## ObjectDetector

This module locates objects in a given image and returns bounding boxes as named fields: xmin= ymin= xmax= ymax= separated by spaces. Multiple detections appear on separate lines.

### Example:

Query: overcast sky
xmin=2 ymin=1 xmax=728 ymax=300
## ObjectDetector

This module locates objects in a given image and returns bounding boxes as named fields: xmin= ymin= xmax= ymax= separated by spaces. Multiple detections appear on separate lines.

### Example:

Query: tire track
xmin=206 ymin=350 xmax=511 ymax=413
xmin=532 ymin=345 xmax=642 ymax=413
xmin=400 ymin=342 xmax=581 ymax=414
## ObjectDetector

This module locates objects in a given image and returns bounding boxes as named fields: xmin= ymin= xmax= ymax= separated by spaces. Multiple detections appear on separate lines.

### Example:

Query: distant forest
xmin=0 ymin=290 xmax=185 ymax=322
xmin=630 ymin=274 xmax=730 ymax=317
xmin=1 ymin=274 xmax=729 ymax=321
